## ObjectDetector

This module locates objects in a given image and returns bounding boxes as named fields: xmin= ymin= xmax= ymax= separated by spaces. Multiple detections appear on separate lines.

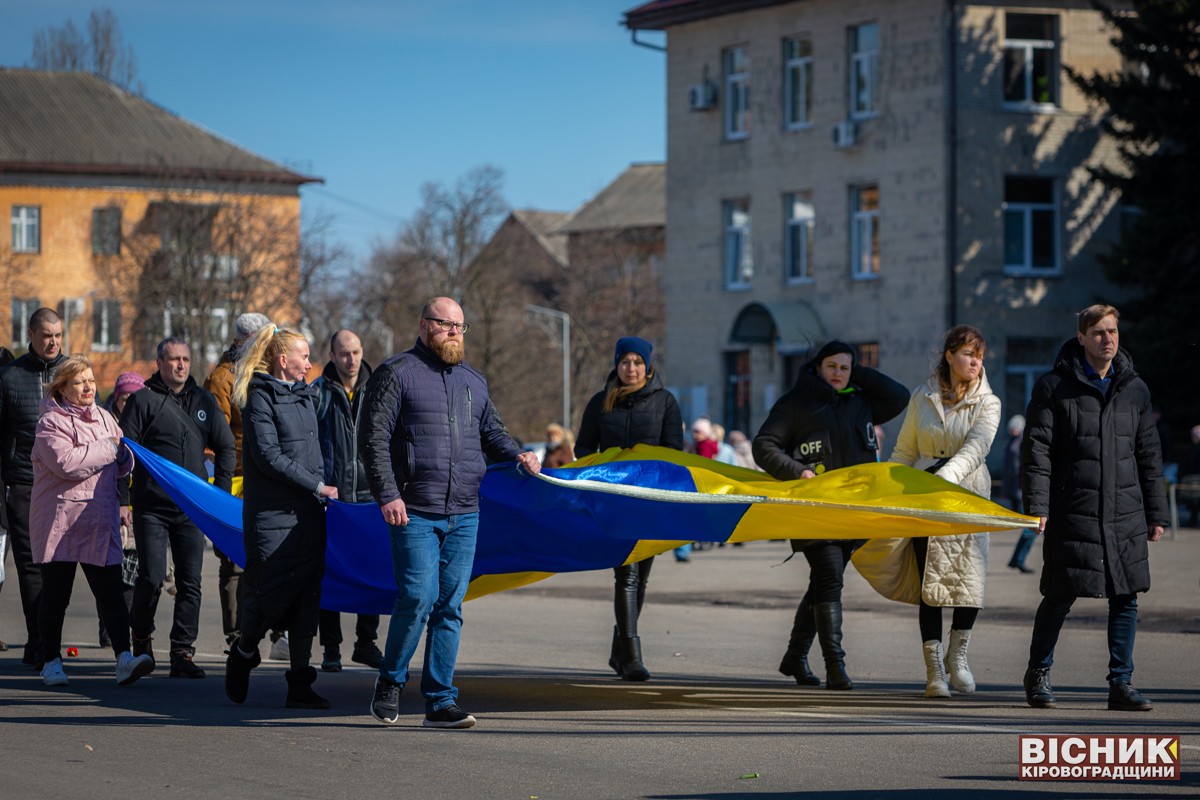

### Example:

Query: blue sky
xmin=0 ymin=0 xmax=666 ymax=259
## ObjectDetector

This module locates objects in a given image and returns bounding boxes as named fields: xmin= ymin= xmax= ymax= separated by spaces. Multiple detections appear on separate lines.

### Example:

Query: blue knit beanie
xmin=614 ymin=336 xmax=653 ymax=368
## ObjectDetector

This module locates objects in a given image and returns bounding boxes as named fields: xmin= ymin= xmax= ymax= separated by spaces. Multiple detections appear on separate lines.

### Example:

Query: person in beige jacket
xmin=855 ymin=325 xmax=1001 ymax=698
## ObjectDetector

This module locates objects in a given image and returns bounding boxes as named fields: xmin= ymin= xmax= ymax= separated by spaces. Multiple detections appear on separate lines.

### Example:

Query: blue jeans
xmin=1028 ymin=593 xmax=1138 ymax=685
xmin=379 ymin=510 xmax=478 ymax=712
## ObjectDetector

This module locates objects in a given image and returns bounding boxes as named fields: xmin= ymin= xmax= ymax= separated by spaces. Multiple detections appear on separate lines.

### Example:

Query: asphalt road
xmin=2 ymin=529 xmax=1197 ymax=799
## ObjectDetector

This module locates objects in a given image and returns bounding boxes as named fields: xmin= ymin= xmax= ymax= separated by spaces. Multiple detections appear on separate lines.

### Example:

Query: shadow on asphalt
xmin=4 ymin=655 xmax=1198 ymax=734
xmin=644 ymin=778 xmax=1200 ymax=799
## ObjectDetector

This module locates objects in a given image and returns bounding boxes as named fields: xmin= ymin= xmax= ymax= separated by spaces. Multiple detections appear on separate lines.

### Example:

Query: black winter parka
xmin=315 ymin=360 xmax=374 ymax=503
xmin=1021 ymin=340 xmax=1168 ymax=598
xmin=0 ymin=349 xmax=67 ymax=485
xmin=575 ymin=369 xmax=684 ymax=456
xmin=242 ymin=373 xmax=326 ymax=571
xmin=752 ymin=365 xmax=909 ymax=480
xmin=120 ymin=372 xmax=236 ymax=512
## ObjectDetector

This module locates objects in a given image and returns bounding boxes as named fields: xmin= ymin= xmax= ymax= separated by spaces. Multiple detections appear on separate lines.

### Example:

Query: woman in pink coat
xmin=31 ymin=355 xmax=154 ymax=688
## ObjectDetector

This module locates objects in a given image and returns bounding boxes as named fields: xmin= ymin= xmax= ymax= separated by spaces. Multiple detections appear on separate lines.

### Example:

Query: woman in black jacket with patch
xmin=224 ymin=326 xmax=338 ymax=709
xmin=576 ymin=336 xmax=683 ymax=681
xmin=753 ymin=342 xmax=908 ymax=689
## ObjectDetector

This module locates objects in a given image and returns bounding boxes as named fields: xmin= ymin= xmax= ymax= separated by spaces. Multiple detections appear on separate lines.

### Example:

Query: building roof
xmin=623 ymin=0 xmax=790 ymax=30
xmin=558 ymin=162 xmax=665 ymax=234
xmin=0 ymin=69 xmax=319 ymax=186
xmin=511 ymin=209 xmax=571 ymax=267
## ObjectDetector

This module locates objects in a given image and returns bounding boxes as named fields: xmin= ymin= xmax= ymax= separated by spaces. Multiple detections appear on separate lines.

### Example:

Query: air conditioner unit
xmin=688 ymin=82 xmax=717 ymax=111
xmin=831 ymin=120 xmax=858 ymax=149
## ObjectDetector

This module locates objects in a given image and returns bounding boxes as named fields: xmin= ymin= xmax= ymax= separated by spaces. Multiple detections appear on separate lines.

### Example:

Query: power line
xmin=305 ymin=185 xmax=406 ymax=224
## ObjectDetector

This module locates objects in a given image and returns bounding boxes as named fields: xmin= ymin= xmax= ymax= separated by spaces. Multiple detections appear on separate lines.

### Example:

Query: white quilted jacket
xmin=853 ymin=369 xmax=1002 ymax=607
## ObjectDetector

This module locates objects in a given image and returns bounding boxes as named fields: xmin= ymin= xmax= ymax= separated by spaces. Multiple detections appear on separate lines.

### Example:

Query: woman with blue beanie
xmin=576 ymin=336 xmax=683 ymax=680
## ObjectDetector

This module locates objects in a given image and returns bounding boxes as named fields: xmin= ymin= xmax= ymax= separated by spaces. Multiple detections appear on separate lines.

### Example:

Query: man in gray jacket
xmin=361 ymin=297 xmax=540 ymax=729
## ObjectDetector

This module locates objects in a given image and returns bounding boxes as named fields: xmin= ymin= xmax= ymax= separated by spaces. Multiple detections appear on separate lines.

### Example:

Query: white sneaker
xmin=116 ymin=651 xmax=155 ymax=685
xmin=269 ymin=632 xmax=290 ymax=661
xmin=42 ymin=657 xmax=69 ymax=687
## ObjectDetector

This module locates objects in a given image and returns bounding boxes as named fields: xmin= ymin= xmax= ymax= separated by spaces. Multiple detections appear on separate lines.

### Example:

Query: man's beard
xmin=430 ymin=337 xmax=464 ymax=365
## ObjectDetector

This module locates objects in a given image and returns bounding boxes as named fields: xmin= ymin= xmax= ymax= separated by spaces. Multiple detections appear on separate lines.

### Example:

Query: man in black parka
xmin=1021 ymin=305 xmax=1168 ymax=712
xmin=120 ymin=337 xmax=236 ymax=679
xmin=0 ymin=308 xmax=66 ymax=666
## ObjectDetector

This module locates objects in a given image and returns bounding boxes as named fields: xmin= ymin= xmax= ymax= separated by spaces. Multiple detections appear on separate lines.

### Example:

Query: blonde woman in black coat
xmin=224 ymin=326 xmax=338 ymax=709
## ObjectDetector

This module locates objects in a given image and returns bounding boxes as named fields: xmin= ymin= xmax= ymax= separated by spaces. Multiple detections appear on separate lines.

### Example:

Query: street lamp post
xmin=525 ymin=304 xmax=571 ymax=430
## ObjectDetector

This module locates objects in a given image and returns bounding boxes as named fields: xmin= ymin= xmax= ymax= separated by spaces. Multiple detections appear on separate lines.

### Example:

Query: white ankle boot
xmin=922 ymin=640 xmax=950 ymax=698
xmin=945 ymin=628 xmax=975 ymax=693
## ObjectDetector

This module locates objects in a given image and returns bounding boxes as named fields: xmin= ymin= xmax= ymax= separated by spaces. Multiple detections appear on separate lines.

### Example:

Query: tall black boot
xmin=618 ymin=636 xmax=650 ymax=682
xmin=813 ymin=602 xmax=853 ymax=690
xmin=285 ymin=665 xmax=330 ymax=709
xmin=607 ymin=626 xmax=622 ymax=675
xmin=779 ymin=595 xmax=820 ymax=686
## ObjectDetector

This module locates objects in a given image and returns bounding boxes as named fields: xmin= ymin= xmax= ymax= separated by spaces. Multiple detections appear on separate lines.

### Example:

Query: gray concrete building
xmin=623 ymin=1 xmax=1132 ymax=452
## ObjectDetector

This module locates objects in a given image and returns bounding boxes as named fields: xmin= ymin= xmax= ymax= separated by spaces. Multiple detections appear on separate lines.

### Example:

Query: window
xmin=723 ymin=198 xmax=753 ymax=287
xmin=850 ymin=185 xmax=880 ymax=279
xmin=1003 ymin=177 xmax=1058 ymax=272
xmin=92 ymin=207 xmax=122 ymax=255
xmin=724 ymin=350 xmax=751 ymax=436
xmin=92 ymin=299 xmax=122 ymax=351
xmin=1004 ymin=14 xmax=1058 ymax=107
xmin=783 ymin=37 xmax=813 ymax=128
xmin=11 ymin=206 xmax=40 ymax=253
xmin=10 ymin=297 xmax=41 ymax=346
xmin=855 ymin=342 xmax=880 ymax=369
xmin=849 ymin=22 xmax=879 ymax=118
xmin=783 ymin=192 xmax=814 ymax=283
xmin=724 ymin=46 xmax=750 ymax=139
xmin=1005 ymin=337 xmax=1059 ymax=418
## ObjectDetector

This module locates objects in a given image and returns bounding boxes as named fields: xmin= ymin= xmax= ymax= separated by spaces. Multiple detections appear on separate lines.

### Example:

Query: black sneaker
xmin=1108 ymin=683 xmax=1153 ymax=712
xmin=352 ymin=642 xmax=384 ymax=669
xmin=370 ymin=677 xmax=401 ymax=724
xmin=321 ymin=649 xmax=342 ymax=672
xmin=169 ymin=650 xmax=207 ymax=679
xmin=423 ymin=704 xmax=476 ymax=729
xmin=1024 ymin=666 xmax=1056 ymax=708
xmin=132 ymin=635 xmax=154 ymax=665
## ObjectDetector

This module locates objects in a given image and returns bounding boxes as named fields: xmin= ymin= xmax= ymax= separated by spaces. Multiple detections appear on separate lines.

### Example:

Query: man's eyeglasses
xmin=424 ymin=317 xmax=469 ymax=333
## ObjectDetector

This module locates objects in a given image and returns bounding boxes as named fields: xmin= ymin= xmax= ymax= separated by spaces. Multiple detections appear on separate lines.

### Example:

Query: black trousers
xmin=39 ymin=561 xmax=131 ymax=663
xmin=800 ymin=541 xmax=859 ymax=605
xmin=3 ymin=483 xmax=41 ymax=648
xmin=239 ymin=558 xmax=324 ymax=672
xmin=318 ymin=609 xmax=380 ymax=650
xmin=130 ymin=509 xmax=206 ymax=651
xmin=613 ymin=556 xmax=655 ymax=637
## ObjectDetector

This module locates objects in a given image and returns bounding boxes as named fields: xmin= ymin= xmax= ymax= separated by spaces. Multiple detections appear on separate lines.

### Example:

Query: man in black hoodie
xmin=120 ymin=337 xmax=236 ymax=678
xmin=0 ymin=308 xmax=66 ymax=666
xmin=313 ymin=329 xmax=382 ymax=672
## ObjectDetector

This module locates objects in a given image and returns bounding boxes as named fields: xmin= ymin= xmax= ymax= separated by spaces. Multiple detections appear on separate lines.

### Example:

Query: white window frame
xmin=1003 ymin=178 xmax=1060 ymax=275
xmin=1003 ymin=14 xmax=1058 ymax=110
xmin=723 ymin=198 xmax=753 ymax=289
xmin=850 ymin=185 xmax=880 ymax=280
xmin=92 ymin=298 xmax=122 ymax=352
xmin=723 ymin=46 xmax=750 ymax=140
xmin=163 ymin=305 xmax=229 ymax=364
xmin=783 ymin=37 xmax=813 ymax=129
xmin=10 ymin=297 xmax=41 ymax=347
xmin=783 ymin=192 xmax=815 ymax=284
xmin=11 ymin=206 xmax=40 ymax=254
xmin=849 ymin=22 xmax=879 ymax=120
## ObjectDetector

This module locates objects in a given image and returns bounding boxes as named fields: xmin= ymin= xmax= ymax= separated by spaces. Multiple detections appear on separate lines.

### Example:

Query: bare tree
xmin=31 ymin=7 xmax=144 ymax=94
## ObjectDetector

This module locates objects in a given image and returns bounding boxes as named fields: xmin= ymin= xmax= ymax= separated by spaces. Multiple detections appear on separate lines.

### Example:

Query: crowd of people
xmin=0 ymin=301 xmax=1175 ymax=723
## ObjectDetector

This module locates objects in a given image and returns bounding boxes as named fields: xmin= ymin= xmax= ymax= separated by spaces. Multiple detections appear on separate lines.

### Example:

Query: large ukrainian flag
xmin=125 ymin=442 xmax=1035 ymax=613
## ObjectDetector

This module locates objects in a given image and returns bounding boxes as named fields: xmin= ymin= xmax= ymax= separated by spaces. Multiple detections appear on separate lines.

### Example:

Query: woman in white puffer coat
xmin=862 ymin=325 xmax=1001 ymax=698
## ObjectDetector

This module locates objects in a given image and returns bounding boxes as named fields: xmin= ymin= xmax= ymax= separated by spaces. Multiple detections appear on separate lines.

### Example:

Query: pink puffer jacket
xmin=30 ymin=396 xmax=134 ymax=566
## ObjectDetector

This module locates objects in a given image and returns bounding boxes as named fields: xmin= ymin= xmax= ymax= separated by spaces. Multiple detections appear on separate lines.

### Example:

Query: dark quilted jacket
xmin=1021 ymin=340 xmax=1168 ymax=598
xmin=242 ymin=373 xmax=325 ymax=569
xmin=0 ymin=349 xmax=67 ymax=485
xmin=359 ymin=339 xmax=522 ymax=514
xmin=575 ymin=369 xmax=684 ymax=456
xmin=314 ymin=360 xmax=374 ymax=503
